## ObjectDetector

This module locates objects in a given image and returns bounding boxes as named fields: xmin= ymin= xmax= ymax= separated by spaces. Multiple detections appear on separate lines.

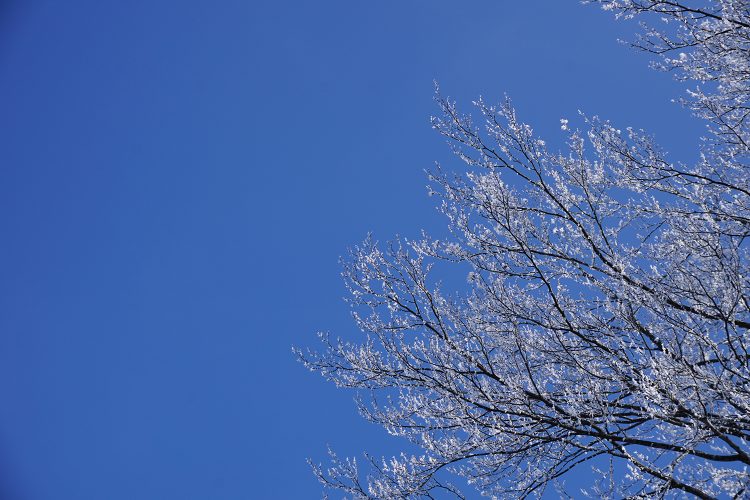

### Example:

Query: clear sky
xmin=0 ymin=1 xmax=705 ymax=499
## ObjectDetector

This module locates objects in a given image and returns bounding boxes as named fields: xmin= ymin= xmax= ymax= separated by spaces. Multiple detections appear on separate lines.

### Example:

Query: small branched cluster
xmin=297 ymin=2 xmax=750 ymax=498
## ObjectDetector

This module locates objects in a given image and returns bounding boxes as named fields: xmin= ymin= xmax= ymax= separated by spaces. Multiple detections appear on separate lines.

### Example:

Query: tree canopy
xmin=297 ymin=1 xmax=750 ymax=497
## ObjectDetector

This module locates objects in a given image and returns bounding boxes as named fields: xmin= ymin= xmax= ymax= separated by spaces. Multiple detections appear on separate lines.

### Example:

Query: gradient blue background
xmin=0 ymin=1 xmax=704 ymax=498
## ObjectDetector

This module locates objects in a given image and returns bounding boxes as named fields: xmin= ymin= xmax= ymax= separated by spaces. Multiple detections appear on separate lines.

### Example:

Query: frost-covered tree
xmin=296 ymin=2 xmax=750 ymax=498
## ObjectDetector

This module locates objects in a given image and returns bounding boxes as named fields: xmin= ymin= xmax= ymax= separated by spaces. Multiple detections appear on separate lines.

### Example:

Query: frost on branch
xmin=297 ymin=2 xmax=750 ymax=498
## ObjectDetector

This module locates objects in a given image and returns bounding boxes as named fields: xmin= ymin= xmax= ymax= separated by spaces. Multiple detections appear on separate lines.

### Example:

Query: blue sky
xmin=0 ymin=1 xmax=705 ymax=498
